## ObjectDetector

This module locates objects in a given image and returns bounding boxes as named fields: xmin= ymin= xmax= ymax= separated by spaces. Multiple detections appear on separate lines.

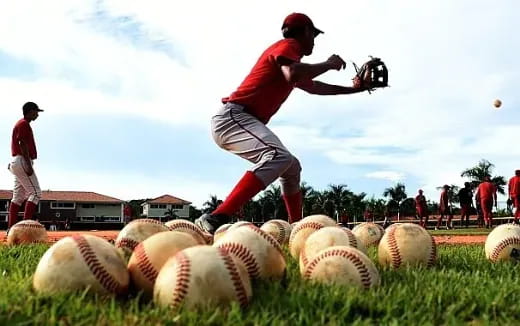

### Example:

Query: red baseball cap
xmin=282 ymin=13 xmax=323 ymax=35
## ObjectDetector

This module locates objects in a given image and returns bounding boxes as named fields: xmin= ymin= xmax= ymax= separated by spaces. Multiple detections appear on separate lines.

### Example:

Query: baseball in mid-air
xmin=494 ymin=99 xmax=502 ymax=108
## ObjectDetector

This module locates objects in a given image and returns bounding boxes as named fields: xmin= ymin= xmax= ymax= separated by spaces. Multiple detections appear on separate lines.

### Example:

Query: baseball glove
xmin=352 ymin=56 xmax=388 ymax=93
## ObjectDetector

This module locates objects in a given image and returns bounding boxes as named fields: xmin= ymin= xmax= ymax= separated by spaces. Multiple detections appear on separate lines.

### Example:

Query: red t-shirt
xmin=478 ymin=182 xmax=496 ymax=200
xmin=222 ymin=38 xmax=308 ymax=124
xmin=415 ymin=194 xmax=427 ymax=209
xmin=509 ymin=176 xmax=520 ymax=196
xmin=11 ymin=118 xmax=37 ymax=159
xmin=439 ymin=191 xmax=449 ymax=209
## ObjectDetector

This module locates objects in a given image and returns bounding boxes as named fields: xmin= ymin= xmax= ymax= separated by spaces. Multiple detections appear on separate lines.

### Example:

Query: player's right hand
xmin=326 ymin=54 xmax=346 ymax=70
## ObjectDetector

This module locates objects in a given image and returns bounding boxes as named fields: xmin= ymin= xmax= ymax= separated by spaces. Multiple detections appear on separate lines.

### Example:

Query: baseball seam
xmin=218 ymin=247 xmax=249 ymax=307
xmin=217 ymin=242 xmax=260 ymax=279
xmin=342 ymin=228 xmax=358 ymax=248
xmin=134 ymin=243 xmax=158 ymax=284
xmin=133 ymin=218 xmax=164 ymax=226
xmin=428 ymin=235 xmax=437 ymax=267
xmin=304 ymin=248 xmax=372 ymax=289
xmin=289 ymin=222 xmax=324 ymax=248
xmin=167 ymin=221 xmax=206 ymax=243
xmin=387 ymin=226 xmax=402 ymax=268
xmin=171 ymin=251 xmax=191 ymax=308
xmin=116 ymin=238 xmax=140 ymax=251
xmin=13 ymin=223 xmax=45 ymax=229
xmin=246 ymin=225 xmax=283 ymax=256
xmin=72 ymin=235 xmax=125 ymax=294
xmin=269 ymin=221 xmax=286 ymax=244
xmin=490 ymin=237 xmax=520 ymax=262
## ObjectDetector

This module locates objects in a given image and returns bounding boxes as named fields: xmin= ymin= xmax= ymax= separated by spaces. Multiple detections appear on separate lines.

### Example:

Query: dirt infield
xmin=0 ymin=230 xmax=487 ymax=245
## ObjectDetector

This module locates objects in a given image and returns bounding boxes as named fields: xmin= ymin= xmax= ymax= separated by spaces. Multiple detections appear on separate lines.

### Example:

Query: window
xmin=51 ymin=202 xmax=76 ymax=209
xmin=172 ymin=204 xmax=184 ymax=210
xmin=0 ymin=202 xmax=7 ymax=212
xmin=102 ymin=216 xmax=121 ymax=222
xmin=80 ymin=216 xmax=95 ymax=222
xmin=150 ymin=204 xmax=167 ymax=209
xmin=81 ymin=204 xmax=95 ymax=209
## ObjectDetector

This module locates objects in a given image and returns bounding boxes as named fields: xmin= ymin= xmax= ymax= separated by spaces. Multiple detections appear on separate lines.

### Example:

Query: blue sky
xmin=1 ymin=0 xmax=519 ymax=208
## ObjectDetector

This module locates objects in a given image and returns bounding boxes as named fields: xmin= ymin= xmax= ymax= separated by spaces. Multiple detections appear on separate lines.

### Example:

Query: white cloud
xmin=365 ymin=171 xmax=405 ymax=182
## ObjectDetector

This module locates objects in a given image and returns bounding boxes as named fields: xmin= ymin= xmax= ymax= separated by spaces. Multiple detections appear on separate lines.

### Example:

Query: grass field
xmin=1 ymin=242 xmax=519 ymax=325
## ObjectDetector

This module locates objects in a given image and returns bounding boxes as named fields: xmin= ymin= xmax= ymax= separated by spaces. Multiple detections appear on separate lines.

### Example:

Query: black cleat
xmin=195 ymin=213 xmax=230 ymax=234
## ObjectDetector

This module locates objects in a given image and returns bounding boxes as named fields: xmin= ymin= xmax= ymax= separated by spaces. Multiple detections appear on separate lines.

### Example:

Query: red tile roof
xmin=146 ymin=194 xmax=191 ymax=205
xmin=0 ymin=190 xmax=122 ymax=203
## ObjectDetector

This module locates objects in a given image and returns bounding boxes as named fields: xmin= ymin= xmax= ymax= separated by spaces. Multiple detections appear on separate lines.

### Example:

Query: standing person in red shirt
xmin=415 ymin=189 xmax=429 ymax=228
xmin=458 ymin=182 xmax=474 ymax=228
xmin=436 ymin=185 xmax=453 ymax=230
xmin=475 ymin=175 xmax=497 ymax=228
xmin=508 ymin=170 xmax=520 ymax=224
xmin=363 ymin=208 xmax=374 ymax=223
xmin=7 ymin=102 xmax=44 ymax=234
xmin=196 ymin=13 xmax=371 ymax=233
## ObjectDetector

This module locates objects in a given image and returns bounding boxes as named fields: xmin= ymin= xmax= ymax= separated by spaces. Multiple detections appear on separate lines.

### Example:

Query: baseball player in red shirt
xmin=436 ymin=185 xmax=453 ymax=230
xmin=508 ymin=170 xmax=520 ymax=223
xmin=7 ymin=102 xmax=43 ymax=234
xmin=475 ymin=175 xmax=497 ymax=228
xmin=415 ymin=189 xmax=428 ymax=228
xmin=196 ymin=13 xmax=370 ymax=233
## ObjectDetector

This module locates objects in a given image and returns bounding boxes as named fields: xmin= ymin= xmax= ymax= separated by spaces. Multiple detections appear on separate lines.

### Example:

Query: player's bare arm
xmin=280 ymin=54 xmax=346 ymax=83
xmin=18 ymin=139 xmax=34 ymax=176
xmin=296 ymin=81 xmax=365 ymax=95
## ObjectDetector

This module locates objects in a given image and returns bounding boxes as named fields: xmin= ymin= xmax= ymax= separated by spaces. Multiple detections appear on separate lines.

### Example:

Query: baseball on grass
xmin=7 ymin=219 xmax=47 ymax=245
xmin=165 ymin=219 xmax=208 ymax=245
xmin=352 ymin=222 xmax=385 ymax=248
xmin=154 ymin=245 xmax=252 ymax=309
xmin=303 ymin=245 xmax=380 ymax=289
xmin=378 ymin=223 xmax=436 ymax=268
xmin=33 ymin=234 xmax=129 ymax=295
xmin=127 ymin=231 xmax=199 ymax=296
xmin=214 ymin=224 xmax=286 ymax=279
xmin=115 ymin=218 xmax=169 ymax=261
xmin=485 ymin=223 xmax=520 ymax=262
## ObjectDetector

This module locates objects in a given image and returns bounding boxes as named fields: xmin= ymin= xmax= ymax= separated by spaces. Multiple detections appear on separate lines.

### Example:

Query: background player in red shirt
xmin=196 ymin=13 xmax=371 ymax=233
xmin=7 ymin=102 xmax=44 ymax=234
xmin=415 ymin=189 xmax=428 ymax=228
xmin=508 ymin=170 xmax=520 ymax=223
xmin=475 ymin=175 xmax=497 ymax=228
xmin=436 ymin=185 xmax=453 ymax=230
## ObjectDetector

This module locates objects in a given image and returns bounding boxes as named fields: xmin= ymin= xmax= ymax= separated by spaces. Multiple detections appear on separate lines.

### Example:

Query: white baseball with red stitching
xmin=289 ymin=214 xmax=337 ymax=259
xmin=352 ymin=222 xmax=385 ymax=248
xmin=115 ymin=218 xmax=169 ymax=261
xmin=485 ymin=223 xmax=520 ymax=262
xmin=378 ymin=223 xmax=436 ymax=268
xmin=303 ymin=245 xmax=380 ymax=289
xmin=214 ymin=224 xmax=286 ymax=279
xmin=299 ymin=226 xmax=366 ymax=275
xmin=154 ymin=245 xmax=252 ymax=309
xmin=128 ymin=231 xmax=199 ymax=297
xmin=165 ymin=219 xmax=208 ymax=245
xmin=7 ymin=219 xmax=47 ymax=245
xmin=261 ymin=219 xmax=291 ymax=245
xmin=33 ymin=234 xmax=129 ymax=295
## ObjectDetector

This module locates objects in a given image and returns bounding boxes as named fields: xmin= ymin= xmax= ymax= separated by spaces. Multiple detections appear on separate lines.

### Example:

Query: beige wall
xmin=76 ymin=203 xmax=122 ymax=218
xmin=143 ymin=203 xmax=190 ymax=218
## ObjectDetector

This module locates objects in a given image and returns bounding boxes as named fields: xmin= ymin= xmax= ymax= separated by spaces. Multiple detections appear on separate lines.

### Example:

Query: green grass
xmin=1 ymin=243 xmax=519 ymax=325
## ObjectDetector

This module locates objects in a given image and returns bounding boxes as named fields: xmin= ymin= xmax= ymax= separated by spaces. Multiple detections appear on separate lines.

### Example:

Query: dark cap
xmin=443 ymin=184 xmax=450 ymax=189
xmin=282 ymin=13 xmax=323 ymax=36
xmin=515 ymin=169 xmax=520 ymax=176
xmin=22 ymin=102 xmax=43 ymax=115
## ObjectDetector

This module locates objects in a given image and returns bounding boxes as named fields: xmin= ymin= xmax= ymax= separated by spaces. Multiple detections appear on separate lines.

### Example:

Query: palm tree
xmin=300 ymin=181 xmax=315 ymax=217
xmin=461 ymin=159 xmax=507 ymax=194
xmin=325 ymin=184 xmax=353 ymax=222
xmin=383 ymin=183 xmax=408 ymax=221
xmin=202 ymin=195 xmax=223 ymax=213
xmin=259 ymin=185 xmax=286 ymax=220
xmin=163 ymin=207 xmax=179 ymax=222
